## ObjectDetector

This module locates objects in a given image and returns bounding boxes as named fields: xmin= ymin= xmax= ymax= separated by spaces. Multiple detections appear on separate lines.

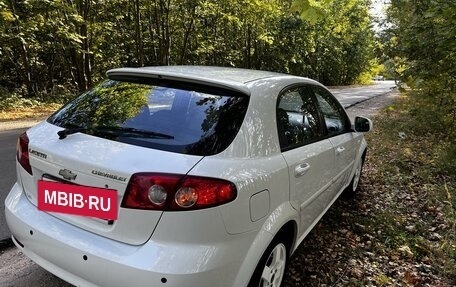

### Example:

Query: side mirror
xmin=353 ymin=116 xmax=373 ymax=133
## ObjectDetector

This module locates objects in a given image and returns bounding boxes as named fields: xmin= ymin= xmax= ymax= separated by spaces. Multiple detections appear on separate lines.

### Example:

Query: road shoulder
xmin=0 ymin=117 xmax=47 ymax=131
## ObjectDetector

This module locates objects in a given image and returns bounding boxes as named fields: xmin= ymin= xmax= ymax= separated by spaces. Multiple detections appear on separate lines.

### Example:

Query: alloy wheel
xmin=259 ymin=243 xmax=287 ymax=287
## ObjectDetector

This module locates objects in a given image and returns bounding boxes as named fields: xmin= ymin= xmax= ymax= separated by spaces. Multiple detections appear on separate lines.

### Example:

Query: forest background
xmin=0 ymin=0 xmax=455 ymax=171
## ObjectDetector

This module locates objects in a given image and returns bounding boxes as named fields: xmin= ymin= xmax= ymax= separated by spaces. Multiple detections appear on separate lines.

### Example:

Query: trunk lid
xmin=23 ymin=122 xmax=202 ymax=245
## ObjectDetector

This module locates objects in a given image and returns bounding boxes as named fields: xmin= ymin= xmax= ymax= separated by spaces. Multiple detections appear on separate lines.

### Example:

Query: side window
xmin=312 ymin=86 xmax=350 ymax=136
xmin=277 ymin=86 xmax=324 ymax=150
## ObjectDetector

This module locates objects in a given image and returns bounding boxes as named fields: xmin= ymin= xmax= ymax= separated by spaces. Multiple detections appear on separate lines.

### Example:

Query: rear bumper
xmin=5 ymin=183 xmax=255 ymax=287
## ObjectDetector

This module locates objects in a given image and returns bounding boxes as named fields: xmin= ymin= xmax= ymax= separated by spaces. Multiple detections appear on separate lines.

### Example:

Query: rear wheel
xmin=343 ymin=154 xmax=365 ymax=197
xmin=248 ymin=238 xmax=288 ymax=287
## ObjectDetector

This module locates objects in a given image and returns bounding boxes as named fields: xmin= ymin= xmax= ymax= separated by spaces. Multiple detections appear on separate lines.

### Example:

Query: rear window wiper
xmin=57 ymin=126 xmax=174 ymax=140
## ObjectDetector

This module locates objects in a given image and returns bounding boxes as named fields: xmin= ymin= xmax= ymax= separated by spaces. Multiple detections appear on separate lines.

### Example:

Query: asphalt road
xmin=0 ymin=81 xmax=397 ymax=287
xmin=330 ymin=80 xmax=396 ymax=108
xmin=0 ymin=128 xmax=28 ymax=241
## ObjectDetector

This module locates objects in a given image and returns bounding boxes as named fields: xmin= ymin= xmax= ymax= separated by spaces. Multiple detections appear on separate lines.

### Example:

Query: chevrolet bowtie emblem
xmin=58 ymin=169 xmax=77 ymax=181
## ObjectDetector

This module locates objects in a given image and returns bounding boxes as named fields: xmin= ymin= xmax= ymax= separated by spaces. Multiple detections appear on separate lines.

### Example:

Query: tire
xmin=343 ymin=154 xmax=365 ymax=197
xmin=248 ymin=237 xmax=288 ymax=287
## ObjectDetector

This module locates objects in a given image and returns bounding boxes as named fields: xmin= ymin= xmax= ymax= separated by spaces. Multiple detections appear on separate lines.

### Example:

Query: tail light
xmin=121 ymin=173 xmax=237 ymax=211
xmin=17 ymin=132 xmax=33 ymax=175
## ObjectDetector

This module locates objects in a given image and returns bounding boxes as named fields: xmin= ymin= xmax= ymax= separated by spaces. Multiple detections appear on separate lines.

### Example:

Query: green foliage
xmin=383 ymin=0 xmax=456 ymax=138
xmin=294 ymin=0 xmax=375 ymax=85
xmin=439 ymin=143 xmax=456 ymax=178
xmin=0 ymin=0 xmax=376 ymax=102
xmin=291 ymin=0 xmax=332 ymax=24
xmin=0 ymin=91 xmax=42 ymax=111
xmin=405 ymin=85 xmax=456 ymax=178
xmin=354 ymin=71 xmax=373 ymax=85
xmin=386 ymin=0 xmax=456 ymax=84
xmin=370 ymin=62 xmax=386 ymax=77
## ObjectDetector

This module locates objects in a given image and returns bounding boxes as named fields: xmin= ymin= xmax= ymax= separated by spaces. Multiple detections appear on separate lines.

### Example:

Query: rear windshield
xmin=48 ymin=80 xmax=249 ymax=156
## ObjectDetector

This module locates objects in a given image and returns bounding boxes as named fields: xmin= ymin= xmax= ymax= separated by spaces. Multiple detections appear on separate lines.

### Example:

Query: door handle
xmin=294 ymin=163 xmax=310 ymax=177
xmin=336 ymin=146 xmax=345 ymax=155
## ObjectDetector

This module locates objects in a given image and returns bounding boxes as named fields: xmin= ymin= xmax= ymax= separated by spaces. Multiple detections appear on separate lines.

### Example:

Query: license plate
xmin=37 ymin=180 xmax=118 ymax=220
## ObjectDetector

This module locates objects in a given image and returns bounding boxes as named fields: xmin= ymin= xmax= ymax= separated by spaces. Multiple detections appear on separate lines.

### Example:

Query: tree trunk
xmin=153 ymin=0 xmax=163 ymax=64
xmin=133 ymin=0 xmax=144 ymax=66
xmin=147 ymin=2 xmax=158 ymax=65
xmin=8 ymin=0 xmax=34 ymax=96
xmin=161 ymin=0 xmax=171 ymax=65
xmin=82 ymin=0 xmax=92 ymax=88
xmin=179 ymin=5 xmax=196 ymax=65
xmin=246 ymin=24 xmax=252 ymax=69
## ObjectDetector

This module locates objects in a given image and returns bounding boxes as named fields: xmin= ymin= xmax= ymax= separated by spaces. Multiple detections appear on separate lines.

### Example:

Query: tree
xmin=389 ymin=3 xmax=455 ymax=99
xmin=291 ymin=0 xmax=375 ymax=84
xmin=384 ymin=0 xmax=456 ymax=138
xmin=0 ymin=0 xmax=378 ymax=101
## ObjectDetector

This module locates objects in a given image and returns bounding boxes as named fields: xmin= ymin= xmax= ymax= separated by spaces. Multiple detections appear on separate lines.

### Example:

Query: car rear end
xmin=5 ymin=70 xmax=258 ymax=287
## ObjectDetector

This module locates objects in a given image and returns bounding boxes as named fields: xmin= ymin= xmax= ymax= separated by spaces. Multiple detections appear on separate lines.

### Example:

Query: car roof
xmin=107 ymin=66 xmax=315 ymax=97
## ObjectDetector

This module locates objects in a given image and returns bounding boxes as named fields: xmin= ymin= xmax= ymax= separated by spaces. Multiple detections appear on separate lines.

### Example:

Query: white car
xmin=5 ymin=66 xmax=372 ymax=287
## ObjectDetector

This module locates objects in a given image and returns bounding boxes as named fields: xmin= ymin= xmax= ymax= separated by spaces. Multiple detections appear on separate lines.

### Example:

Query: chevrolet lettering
xmin=91 ymin=170 xmax=127 ymax=182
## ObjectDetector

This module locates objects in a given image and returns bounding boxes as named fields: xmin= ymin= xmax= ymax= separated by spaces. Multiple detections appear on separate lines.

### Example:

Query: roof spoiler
xmin=107 ymin=67 xmax=251 ymax=96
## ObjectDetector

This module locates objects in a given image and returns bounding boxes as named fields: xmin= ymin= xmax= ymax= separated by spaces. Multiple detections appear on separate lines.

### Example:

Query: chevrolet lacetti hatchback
xmin=5 ymin=66 xmax=372 ymax=287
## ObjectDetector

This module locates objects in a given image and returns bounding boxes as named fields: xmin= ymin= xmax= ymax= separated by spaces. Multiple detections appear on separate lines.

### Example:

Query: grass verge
xmin=0 ymin=98 xmax=60 ymax=121
xmin=363 ymin=92 xmax=455 ymax=284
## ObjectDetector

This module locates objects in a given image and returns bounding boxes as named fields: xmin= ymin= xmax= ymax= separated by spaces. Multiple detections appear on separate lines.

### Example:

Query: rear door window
xmin=311 ymin=85 xmax=350 ymax=137
xmin=276 ymin=86 xmax=325 ymax=150
xmin=48 ymin=80 xmax=249 ymax=156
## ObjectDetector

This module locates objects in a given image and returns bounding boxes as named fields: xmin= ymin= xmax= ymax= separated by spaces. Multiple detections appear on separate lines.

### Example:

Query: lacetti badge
xmin=29 ymin=149 xmax=47 ymax=159
xmin=37 ymin=180 xmax=117 ymax=220
xmin=59 ymin=169 xmax=77 ymax=181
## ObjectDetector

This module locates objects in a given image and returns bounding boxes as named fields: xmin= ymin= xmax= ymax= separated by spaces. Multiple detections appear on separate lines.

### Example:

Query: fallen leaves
xmin=398 ymin=245 xmax=414 ymax=259
xmin=403 ymin=270 xmax=422 ymax=286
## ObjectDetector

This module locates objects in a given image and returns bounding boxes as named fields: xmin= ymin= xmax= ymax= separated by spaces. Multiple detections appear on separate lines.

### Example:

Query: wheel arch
xmin=232 ymin=202 xmax=299 ymax=287
xmin=352 ymin=137 xmax=368 ymax=178
xmin=361 ymin=145 xmax=368 ymax=162
xmin=275 ymin=220 xmax=298 ymax=256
